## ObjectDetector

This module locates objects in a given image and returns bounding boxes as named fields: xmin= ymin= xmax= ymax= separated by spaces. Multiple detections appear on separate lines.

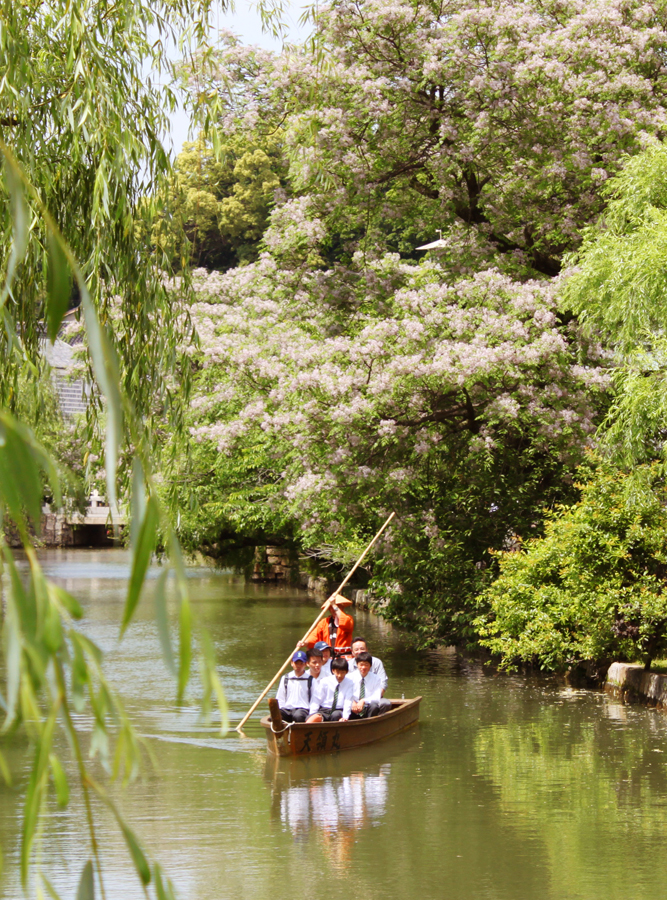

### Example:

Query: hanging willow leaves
xmin=0 ymin=0 xmax=247 ymax=886
xmin=0 ymin=410 xmax=60 ymax=534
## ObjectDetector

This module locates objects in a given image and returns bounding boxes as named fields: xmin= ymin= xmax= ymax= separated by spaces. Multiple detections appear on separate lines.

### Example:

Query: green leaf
xmin=154 ymin=864 xmax=178 ymax=900
xmin=0 ymin=411 xmax=61 ymax=534
xmin=43 ymin=593 xmax=63 ymax=653
xmin=70 ymin=636 xmax=89 ymax=712
xmin=76 ymin=275 xmax=123 ymax=517
xmin=0 ymin=151 xmax=29 ymax=309
xmin=76 ymin=860 xmax=95 ymax=900
xmin=130 ymin=458 xmax=146 ymax=550
xmin=0 ymin=412 xmax=46 ymax=531
xmin=122 ymin=495 xmax=159 ymax=634
xmin=48 ymin=583 xmax=83 ymax=619
xmin=0 ymin=748 xmax=11 ymax=785
xmin=45 ymin=229 xmax=72 ymax=342
xmin=178 ymin=592 xmax=192 ymax=704
xmin=2 ymin=552 xmax=23 ymax=729
xmin=71 ymin=632 xmax=104 ymax=666
xmin=21 ymin=708 xmax=56 ymax=886
xmin=49 ymin=754 xmax=69 ymax=807
xmin=154 ymin=568 xmax=175 ymax=675
xmin=41 ymin=874 xmax=63 ymax=900
xmin=118 ymin=819 xmax=151 ymax=886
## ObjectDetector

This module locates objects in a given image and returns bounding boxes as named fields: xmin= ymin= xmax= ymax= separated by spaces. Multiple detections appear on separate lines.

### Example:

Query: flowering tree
xmin=170 ymin=0 xmax=667 ymax=643
xmin=173 ymin=198 xmax=608 ymax=641
xmin=270 ymin=0 xmax=667 ymax=274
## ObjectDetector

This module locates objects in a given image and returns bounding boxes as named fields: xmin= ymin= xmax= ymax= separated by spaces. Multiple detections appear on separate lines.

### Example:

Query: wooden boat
xmin=261 ymin=697 xmax=422 ymax=757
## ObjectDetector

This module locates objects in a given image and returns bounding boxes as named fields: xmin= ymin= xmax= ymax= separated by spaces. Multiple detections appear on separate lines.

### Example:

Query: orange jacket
xmin=305 ymin=608 xmax=354 ymax=653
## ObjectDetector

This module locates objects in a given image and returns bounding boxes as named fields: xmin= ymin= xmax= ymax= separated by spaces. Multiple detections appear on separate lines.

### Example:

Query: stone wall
xmin=5 ymin=514 xmax=113 ymax=548
xmin=251 ymin=547 xmax=381 ymax=606
xmin=605 ymin=661 xmax=667 ymax=708
xmin=297 ymin=572 xmax=380 ymax=609
xmin=251 ymin=546 xmax=297 ymax=583
xmin=5 ymin=514 xmax=78 ymax=548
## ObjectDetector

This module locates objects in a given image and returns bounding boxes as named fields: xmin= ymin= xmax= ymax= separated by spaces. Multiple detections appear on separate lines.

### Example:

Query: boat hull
xmin=261 ymin=697 xmax=421 ymax=757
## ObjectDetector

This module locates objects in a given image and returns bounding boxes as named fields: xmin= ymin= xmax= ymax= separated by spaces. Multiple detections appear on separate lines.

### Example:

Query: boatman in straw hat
xmin=299 ymin=596 xmax=355 ymax=657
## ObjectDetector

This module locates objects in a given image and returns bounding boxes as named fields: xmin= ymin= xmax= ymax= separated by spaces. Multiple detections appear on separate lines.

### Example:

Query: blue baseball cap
xmin=292 ymin=650 xmax=308 ymax=663
xmin=313 ymin=641 xmax=331 ymax=652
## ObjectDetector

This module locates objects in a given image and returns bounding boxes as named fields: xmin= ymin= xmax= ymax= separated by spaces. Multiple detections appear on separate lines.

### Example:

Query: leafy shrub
xmin=476 ymin=460 xmax=667 ymax=673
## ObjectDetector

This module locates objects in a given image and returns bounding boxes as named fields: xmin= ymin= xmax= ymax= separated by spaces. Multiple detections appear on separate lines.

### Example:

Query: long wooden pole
xmin=235 ymin=511 xmax=396 ymax=733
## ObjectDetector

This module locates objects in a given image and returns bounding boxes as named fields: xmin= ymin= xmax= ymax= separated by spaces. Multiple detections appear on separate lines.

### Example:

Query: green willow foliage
xmin=562 ymin=140 xmax=667 ymax=464
xmin=0 ymin=0 xmax=245 ymax=894
xmin=0 ymin=0 xmax=203 ymax=423
xmin=476 ymin=461 xmax=667 ymax=674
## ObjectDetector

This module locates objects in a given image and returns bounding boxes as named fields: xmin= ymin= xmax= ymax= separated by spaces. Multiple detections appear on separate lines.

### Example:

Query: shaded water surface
xmin=2 ymin=549 xmax=667 ymax=899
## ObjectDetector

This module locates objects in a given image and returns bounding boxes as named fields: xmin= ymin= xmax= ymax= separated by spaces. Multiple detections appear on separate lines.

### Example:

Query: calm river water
xmin=2 ymin=549 xmax=667 ymax=900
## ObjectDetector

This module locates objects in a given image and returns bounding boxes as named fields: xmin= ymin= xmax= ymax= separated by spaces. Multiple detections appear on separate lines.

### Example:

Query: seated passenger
xmin=314 ymin=641 xmax=333 ymax=676
xmin=275 ymin=650 xmax=313 ymax=723
xmin=348 ymin=636 xmax=388 ymax=695
xmin=307 ymin=648 xmax=324 ymax=680
xmin=307 ymin=658 xmax=354 ymax=722
xmin=349 ymin=651 xmax=392 ymax=718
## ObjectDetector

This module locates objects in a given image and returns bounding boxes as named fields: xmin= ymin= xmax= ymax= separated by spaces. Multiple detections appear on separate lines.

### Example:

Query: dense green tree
xmin=476 ymin=460 xmax=667 ymax=674
xmin=154 ymin=131 xmax=288 ymax=270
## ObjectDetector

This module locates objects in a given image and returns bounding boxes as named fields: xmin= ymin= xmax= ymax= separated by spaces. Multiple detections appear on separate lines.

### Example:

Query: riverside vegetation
xmin=6 ymin=0 xmax=667 ymax=894
xmin=166 ymin=0 xmax=667 ymax=670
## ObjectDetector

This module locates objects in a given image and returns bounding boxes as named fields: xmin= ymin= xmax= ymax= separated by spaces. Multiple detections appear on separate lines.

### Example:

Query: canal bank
xmin=605 ymin=661 xmax=667 ymax=708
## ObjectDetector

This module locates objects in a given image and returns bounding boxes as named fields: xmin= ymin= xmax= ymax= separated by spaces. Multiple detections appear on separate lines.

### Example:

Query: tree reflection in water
xmin=474 ymin=692 xmax=667 ymax=898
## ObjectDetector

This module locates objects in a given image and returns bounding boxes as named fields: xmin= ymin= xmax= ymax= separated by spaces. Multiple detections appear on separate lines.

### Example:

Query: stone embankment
xmin=298 ymin=573 xmax=378 ymax=610
xmin=5 ymin=513 xmax=113 ymax=548
xmin=247 ymin=545 xmax=383 ymax=611
xmin=250 ymin=551 xmax=378 ymax=609
xmin=251 ymin=546 xmax=297 ymax=583
xmin=605 ymin=662 xmax=667 ymax=709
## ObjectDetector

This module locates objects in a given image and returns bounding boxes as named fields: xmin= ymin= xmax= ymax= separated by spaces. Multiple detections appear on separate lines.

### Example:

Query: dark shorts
xmin=280 ymin=707 xmax=309 ymax=723
xmin=317 ymin=707 xmax=343 ymax=722
xmin=350 ymin=699 xmax=392 ymax=719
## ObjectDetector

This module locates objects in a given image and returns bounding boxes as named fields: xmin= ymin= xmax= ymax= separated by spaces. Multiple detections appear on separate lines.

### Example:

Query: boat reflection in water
xmin=264 ymin=729 xmax=419 ymax=868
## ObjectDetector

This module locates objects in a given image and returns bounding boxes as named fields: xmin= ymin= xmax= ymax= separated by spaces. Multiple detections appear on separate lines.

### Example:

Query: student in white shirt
xmin=314 ymin=641 xmax=333 ymax=676
xmin=276 ymin=650 xmax=314 ymax=723
xmin=349 ymin=652 xmax=392 ymax=718
xmin=349 ymin=637 xmax=388 ymax=694
xmin=307 ymin=648 xmax=324 ymax=681
xmin=307 ymin=658 xmax=354 ymax=722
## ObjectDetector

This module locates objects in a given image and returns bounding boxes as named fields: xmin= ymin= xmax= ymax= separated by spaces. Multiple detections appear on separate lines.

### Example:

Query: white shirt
xmin=349 ymin=655 xmax=388 ymax=691
xmin=321 ymin=659 xmax=332 ymax=677
xmin=349 ymin=668 xmax=383 ymax=704
xmin=309 ymin=673 xmax=354 ymax=719
xmin=276 ymin=673 xmax=314 ymax=710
